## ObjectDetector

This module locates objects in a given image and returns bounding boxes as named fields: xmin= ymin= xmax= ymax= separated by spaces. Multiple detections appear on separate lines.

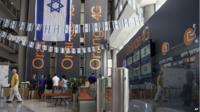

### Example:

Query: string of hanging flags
xmin=0 ymin=14 xmax=143 ymax=35
xmin=3 ymin=33 xmax=109 ymax=55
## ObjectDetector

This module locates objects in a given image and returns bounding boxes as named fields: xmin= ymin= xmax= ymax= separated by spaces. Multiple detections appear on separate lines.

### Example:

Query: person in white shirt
xmin=59 ymin=75 xmax=67 ymax=93
xmin=52 ymin=74 xmax=60 ymax=93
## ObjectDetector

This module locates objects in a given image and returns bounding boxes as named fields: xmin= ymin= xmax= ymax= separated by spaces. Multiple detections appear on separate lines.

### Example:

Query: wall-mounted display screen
xmin=133 ymin=50 xmax=140 ymax=63
xmin=141 ymin=63 xmax=152 ymax=75
xmin=133 ymin=67 xmax=140 ymax=76
xmin=127 ymin=56 xmax=133 ymax=66
xmin=141 ymin=44 xmax=151 ymax=59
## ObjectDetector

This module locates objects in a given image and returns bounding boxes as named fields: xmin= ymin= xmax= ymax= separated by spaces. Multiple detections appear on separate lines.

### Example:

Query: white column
xmin=143 ymin=4 xmax=155 ymax=22
xmin=111 ymin=48 xmax=119 ymax=112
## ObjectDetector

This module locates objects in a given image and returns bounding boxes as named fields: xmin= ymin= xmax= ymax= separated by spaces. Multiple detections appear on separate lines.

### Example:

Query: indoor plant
xmin=67 ymin=77 xmax=83 ymax=103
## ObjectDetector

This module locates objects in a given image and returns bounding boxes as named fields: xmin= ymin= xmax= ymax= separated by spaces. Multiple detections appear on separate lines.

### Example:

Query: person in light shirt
xmin=7 ymin=69 xmax=22 ymax=103
xmin=52 ymin=74 xmax=60 ymax=93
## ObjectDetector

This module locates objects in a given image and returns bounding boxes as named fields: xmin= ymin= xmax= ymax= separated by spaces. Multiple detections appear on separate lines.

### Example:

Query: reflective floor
xmin=0 ymin=99 xmax=73 ymax=112
xmin=0 ymin=99 xmax=196 ymax=112
xmin=129 ymin=99 xmax=193 ymax=112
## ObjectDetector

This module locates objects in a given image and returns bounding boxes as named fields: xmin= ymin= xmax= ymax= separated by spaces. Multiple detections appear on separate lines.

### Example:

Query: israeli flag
xmin=35 ymin=43 xmax=41 ymax=50
xmin=81 ymin=48 xmax=86 ymax=53
xmin=19 ymin=22 xmax=26 ymax=31
xmin=75 ymin=24 xmax=80 ymax=33
xmin=35 ymin=0 xmax=72 ymax=41
xmin=28 ymin=41 xmax=35 ymax=48
xmin=123 ymin=19 xmax=129 ymax=28
xmin=60 ymin=48 xmax=65 ymax=54
xmin=103 ymin=22 xmax=110 ymax=31
xmin=83 ymin=24 xmax=90 ymax=33
xmin=71 ymin=48 xmax=76 ymax=54
xmin=87 ymin=47 xmax=91 ymax=53
xmin=9 ymin=21 xmax=17 ymax=29
xmin=65 ymin=48 xmax=70 ymax=54
xmin=27 ymin=23 xmax=34 ymax=32
xmin=3 ymin=19 xmax=10 ymax=28
xmin=54 ymin=47 xmax=59 ymax=53
xmin=112 ymin=20 xmax=119 ymax=30
xmin=42 ymin=45 xmax=48 ymax=51
xmin=77 ymin=48 xmax=81 ymax=54
xmin=48 ymin=46 xmax=53 ymax=52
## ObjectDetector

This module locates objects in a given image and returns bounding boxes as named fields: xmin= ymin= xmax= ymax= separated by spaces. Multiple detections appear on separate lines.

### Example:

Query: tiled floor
xmin=0 ymin=99 xmax=74 ymax=112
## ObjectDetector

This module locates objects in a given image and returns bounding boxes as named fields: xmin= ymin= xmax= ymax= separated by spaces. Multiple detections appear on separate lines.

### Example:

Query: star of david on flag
xmin=35 ymin=0 xmax=72 ymax=41
xmin=47 ymin=0 xmax=64 ymax=13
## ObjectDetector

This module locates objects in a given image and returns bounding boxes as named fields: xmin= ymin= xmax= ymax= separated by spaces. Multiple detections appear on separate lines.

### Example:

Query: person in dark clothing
xmin=182 ymin=70 xmax=194 ymax=106
xmin=88 ymin=73 xmax=97 ymax=98
xmin=46 ymin=75 xmax=53 ymax=90
xmin=38 ymin=75 xmax=46 ymax=98
xmin=29 ymin=74 xmax=37 ymax=99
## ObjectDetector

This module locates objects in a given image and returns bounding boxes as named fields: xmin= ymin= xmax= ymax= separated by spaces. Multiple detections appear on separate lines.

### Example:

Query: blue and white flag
xmin=48 ymin=46 xmax=53 ymax=52
xmin=81 ymin=48 xmax=86 ymax=53
xmin=3 ymin=19 xmax=10 ymax=28
xmin=65 ymin=48 xmax=70 ymax=54
xmin=103 ymin=22 xmax=110 ymax=31
xmin=35 ymin=0 xmax=72 ymax=41
xmin=9 ymin=21 xmax=17 ymax=29
xmin=19 ymin=22 xmax=26 ymax=31
xmin=83 ymin=24 xmax=90 ymax=33
xmin=60 ymin=48 xmax=65 ymax=54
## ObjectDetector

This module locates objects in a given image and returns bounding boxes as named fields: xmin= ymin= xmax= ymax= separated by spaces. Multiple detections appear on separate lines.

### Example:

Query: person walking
xmin=7 ymin=69 xmax=23 ymax=103
xmin=52 ymin=74 xmax=60 ymax=93
xmin=182 ymin=70 xmax=194 ymax=106
xmin=29 ymin=74 xmax=37 ymax=99
xmin=46 ymin=74 xmax=53 ymax=93
xmin=38 ymin=75 xmax=46 ymax=98
xmin=154 ymin=69 xmax=166 ymax=102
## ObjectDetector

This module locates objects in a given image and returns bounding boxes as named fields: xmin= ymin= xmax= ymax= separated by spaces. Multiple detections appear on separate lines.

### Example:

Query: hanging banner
xmin=85 ymin=0 xmax=107 ymax=76
xmin=35 ymin=0 xmax=71 ymax=41
xmin=27 ymin=41 xmax=51 ymax=79
xmin=32 ymin=42 xmax=44 ymax=69
xmin=26 ymin=0 xmax=50 ymax=80
xmin=56 ymin=0 xmax=80 ymax=78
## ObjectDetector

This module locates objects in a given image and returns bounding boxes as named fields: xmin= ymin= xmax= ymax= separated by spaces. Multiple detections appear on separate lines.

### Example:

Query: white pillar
xmin=111 ymin=48 xmax=119 ymax=112
xmin=143 ymin=4 xmax=155 ymax=22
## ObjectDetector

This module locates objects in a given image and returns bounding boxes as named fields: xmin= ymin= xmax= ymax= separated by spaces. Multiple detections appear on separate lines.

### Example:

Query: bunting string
xmin=2 ymin=33 xmax=109 ymax=54
xmin=0 ymin=14 xmax=144 ymax=34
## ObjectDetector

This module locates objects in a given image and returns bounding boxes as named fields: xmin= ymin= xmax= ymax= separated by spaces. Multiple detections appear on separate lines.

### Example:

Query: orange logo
xmin=161 ymin=42 xmax=170 ymax=55
xmin=32 ymin=42 xmax=45 ymax=69
xmin=184 ymin=27 xmax=195 ymax=46
xmin=91 ymin=6 xmax=102 ymax=21
xmin=71 ymin=23 xmax=77 ymax=38
xmin=71 ymin=5 xmax=75 ymax=16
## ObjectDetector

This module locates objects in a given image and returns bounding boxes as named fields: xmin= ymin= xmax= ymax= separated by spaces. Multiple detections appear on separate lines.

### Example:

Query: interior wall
xmin=117 ymin=0 xmax=199 ymax=67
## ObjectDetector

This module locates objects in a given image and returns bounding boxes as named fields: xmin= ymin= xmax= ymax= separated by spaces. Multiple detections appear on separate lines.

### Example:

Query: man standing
xmin=38 ymin=75 xmax=46 ymax=98
xmin=7 ymin=69 xmax=22 ymax=103
xmin=52 ymin=74 xmax=59 ymax=93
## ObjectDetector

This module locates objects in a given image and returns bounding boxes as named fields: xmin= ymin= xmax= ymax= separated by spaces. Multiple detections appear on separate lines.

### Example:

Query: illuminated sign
xmin=32 ymin=42 xmax=45 ymax=69
xmin=161 ymin=42 xmax=170 ymax=55
xmin=89 ymin=6 xmax=103 ymax=70
xmin=184 ymin=27 xmax=195 ymax=46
